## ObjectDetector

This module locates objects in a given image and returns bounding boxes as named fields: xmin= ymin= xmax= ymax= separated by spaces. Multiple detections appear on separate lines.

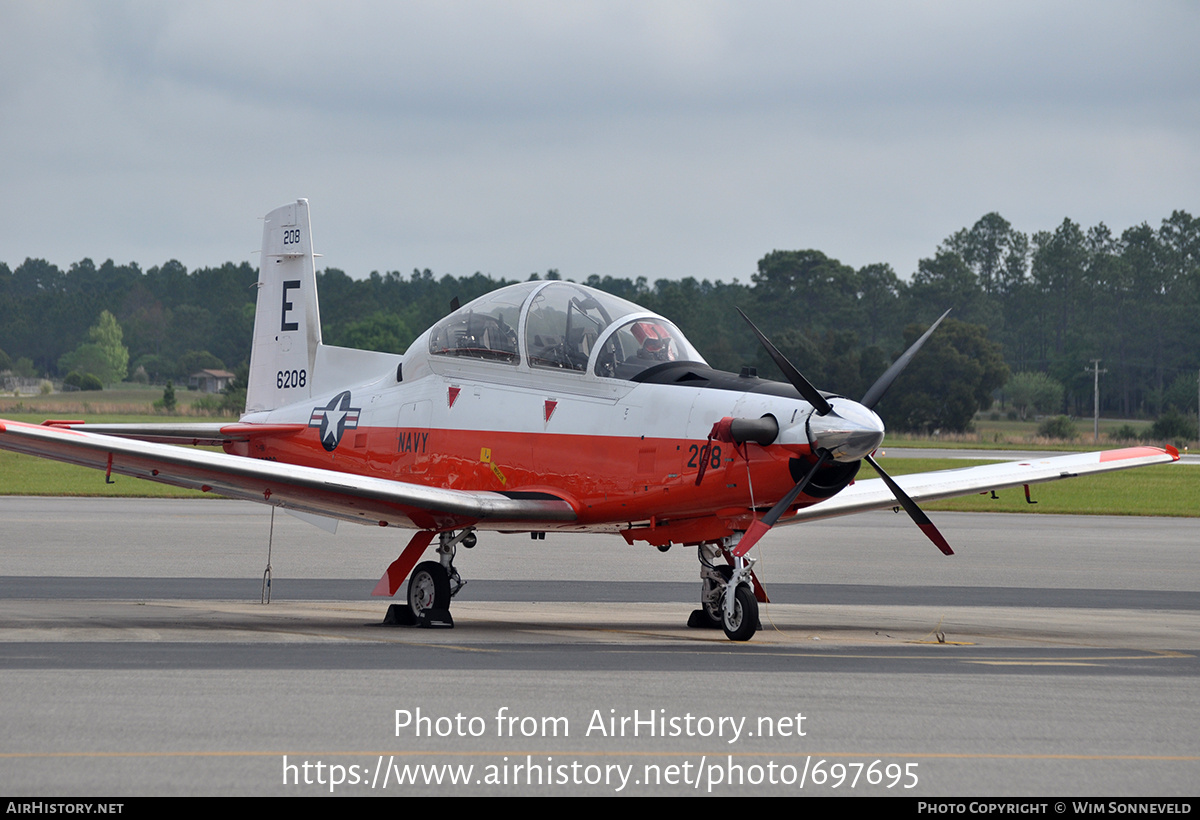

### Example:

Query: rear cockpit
xmin=416 ymin=281 xmax=705 ymax=381
xmin=426 ymin=286 xmax=526 ymax=365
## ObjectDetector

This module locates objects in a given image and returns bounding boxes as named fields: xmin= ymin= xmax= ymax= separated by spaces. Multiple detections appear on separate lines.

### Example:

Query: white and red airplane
xmin=0 ymin=200 xmax=1178 ymax=641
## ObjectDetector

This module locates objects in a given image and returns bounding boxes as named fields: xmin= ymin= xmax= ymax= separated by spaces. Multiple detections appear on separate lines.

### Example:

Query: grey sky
xmin=1 ymin=1 xmax=1197 ymax=285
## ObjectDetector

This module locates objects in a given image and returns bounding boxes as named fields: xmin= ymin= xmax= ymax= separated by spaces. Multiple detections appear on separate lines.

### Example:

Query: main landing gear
xmin=689 ymin=537 xmax=760 ymax=641
xmin=385 ymin=529 xmax=473 ymax=628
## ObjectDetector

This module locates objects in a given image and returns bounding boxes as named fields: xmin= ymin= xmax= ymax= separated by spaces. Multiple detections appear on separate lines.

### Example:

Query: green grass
xmin=864 ymin=457 xmax=1198 ymax=517
xmin=2 ymin=447 xmax=1193 ymax=516
xmin=0 ymin=407 xmax=220 ymax=497
xmin=0 ymin=451 xmax=211 ymax=497
xmin=0 ymin=383 xmax=237 ymax=417
xmin=883 ymin=438 xmax=1084 ymax=452
xmin=0 ymin=412 xmax=199 ymax=425
xmin=3 ymin=396 xmax=1193 ymax=513
xmin=886 ymin=413 xmax=1194 ymax=450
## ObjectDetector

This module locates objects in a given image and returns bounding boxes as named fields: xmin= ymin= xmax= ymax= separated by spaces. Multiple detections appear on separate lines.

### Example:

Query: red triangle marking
xmin=447 ymin=386 xmax=460 ymax=408
xmin=544 ymin=399 xmax=557 ymax=422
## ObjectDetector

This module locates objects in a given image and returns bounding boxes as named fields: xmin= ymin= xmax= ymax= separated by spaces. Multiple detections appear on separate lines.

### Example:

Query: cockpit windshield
xmin=593 ymin=317 xmax=696 ymax=380
xmin=426 ymin=281 xmax=706 ymax=380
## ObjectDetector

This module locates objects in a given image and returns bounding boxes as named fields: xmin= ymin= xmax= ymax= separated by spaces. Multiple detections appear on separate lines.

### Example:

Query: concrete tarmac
xmin=1 ymin=498 xmax=1197 ymax=796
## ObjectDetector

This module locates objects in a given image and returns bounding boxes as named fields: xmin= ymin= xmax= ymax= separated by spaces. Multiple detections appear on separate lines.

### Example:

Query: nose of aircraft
xmin=806 ymin=399 xmax=885 ymax=462
xmin=731 ymin=305 xmax=954 ymax=561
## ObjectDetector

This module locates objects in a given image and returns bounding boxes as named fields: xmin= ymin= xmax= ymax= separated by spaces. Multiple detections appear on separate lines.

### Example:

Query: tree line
xmin=1 ymin=210 xmax=1196 ymax=433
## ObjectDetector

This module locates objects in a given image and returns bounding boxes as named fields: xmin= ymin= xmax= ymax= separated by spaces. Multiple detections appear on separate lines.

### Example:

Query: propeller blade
xmin=732 ymin=451 xmax=831 ymax=557
xmin=736 ymin=307 xmax=833 ymax=415
xmin=859 ymin=309 xmax=951 ymax=411
xmin=865 ymin=454 xmax=953 ymax=555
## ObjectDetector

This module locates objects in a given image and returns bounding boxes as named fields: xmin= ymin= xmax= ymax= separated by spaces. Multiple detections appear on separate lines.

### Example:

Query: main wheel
xmin=700 ymin=565 xmax=734 ymax=629
xmin=722 ymin=583 xmax=758 ymax=642
xmin=408 ymin=561 xmax=450 ymax=619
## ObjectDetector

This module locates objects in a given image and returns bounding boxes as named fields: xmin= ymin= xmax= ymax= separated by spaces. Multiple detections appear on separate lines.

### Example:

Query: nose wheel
xmin=690 ymin=541 xmax=760 ymax=641
xmin=721 ymin=583 xmax=758 ymax=642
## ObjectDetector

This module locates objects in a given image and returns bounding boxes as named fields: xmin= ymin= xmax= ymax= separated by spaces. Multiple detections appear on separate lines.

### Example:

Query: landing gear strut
xmin=386 ymin=528 xmax=473 ymax=628
xmin=689 ymin=537 xmax=759 ymax=641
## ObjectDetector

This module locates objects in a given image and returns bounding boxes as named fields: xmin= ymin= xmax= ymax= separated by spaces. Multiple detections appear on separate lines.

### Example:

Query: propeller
xmin=865 ymin=452 xmax=953 ymax=555
xmin=860 ymin=310 xmax=950 ymax=410
xmin=730 ymin=309 xmax=952 ymax=558
xmin=736 ymin=308 xmax=832 ymax=415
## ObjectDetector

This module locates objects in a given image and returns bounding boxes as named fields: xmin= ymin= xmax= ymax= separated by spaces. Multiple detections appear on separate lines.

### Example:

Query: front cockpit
xmin=416 ymin=281 xmax=705 ymax=381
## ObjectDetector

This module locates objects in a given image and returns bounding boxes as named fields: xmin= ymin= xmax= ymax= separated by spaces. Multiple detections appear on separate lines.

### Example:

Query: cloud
xmin=1 ymin=1 xmax=1197 ymax=283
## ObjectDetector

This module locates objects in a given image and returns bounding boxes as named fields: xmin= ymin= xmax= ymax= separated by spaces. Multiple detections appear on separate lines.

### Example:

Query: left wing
xmin=0 ymin=419 xmax=577 ymax=530
xmin=786 ymin=446 xmax=1179 ymax=524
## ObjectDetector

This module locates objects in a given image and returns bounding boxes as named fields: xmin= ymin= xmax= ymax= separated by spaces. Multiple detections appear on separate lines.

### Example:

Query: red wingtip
xmin=1167 ymin=444 xmax=1180 ymax=460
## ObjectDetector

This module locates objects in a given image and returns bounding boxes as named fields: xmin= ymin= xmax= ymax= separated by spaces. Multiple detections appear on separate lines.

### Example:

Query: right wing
xmin=786 ymin=446 xmax=1180 ymax=524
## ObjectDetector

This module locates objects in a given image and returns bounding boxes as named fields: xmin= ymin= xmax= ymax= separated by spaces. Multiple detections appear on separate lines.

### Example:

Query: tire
xmin=701 ymin=565 xmax=733 ymax=629
xmin=408 ymin=561 xmax=450 ymax=619
xmin=722 ymin=583 xmax=758 ymax=642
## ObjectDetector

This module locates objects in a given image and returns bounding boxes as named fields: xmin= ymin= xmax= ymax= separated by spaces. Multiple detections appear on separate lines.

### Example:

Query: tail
xmin=245 ymin=199 xmax=322 ymax=414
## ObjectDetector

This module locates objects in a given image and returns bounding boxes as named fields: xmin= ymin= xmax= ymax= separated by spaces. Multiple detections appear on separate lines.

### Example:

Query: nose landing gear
xmin=689 ymin=538 xmax=760 ymax=641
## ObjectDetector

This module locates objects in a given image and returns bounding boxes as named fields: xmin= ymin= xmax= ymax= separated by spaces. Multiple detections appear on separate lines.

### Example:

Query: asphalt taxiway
xmin=2 ymin=498 xmax=1197 ymax=796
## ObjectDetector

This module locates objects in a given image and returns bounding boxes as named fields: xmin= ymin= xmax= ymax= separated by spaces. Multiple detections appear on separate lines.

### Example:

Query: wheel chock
xmin=417 ymin=608 xmax=454 ymax=628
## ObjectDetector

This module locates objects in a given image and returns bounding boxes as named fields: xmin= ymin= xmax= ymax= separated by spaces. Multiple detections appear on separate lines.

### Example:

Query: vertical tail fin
xmin=245 ymin=199 xmax=322 ymax=414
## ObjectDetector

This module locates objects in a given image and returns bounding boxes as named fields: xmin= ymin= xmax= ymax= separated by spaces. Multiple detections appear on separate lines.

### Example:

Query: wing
xmin=0 ymin=419 xmax=577 ymax=530
xmin=786 ymin=446 xmax=1180 ymax=524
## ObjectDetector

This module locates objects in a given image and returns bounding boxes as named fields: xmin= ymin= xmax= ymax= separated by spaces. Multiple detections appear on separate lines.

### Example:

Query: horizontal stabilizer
xmin=54 ymin=422 xmax=306 ymax=446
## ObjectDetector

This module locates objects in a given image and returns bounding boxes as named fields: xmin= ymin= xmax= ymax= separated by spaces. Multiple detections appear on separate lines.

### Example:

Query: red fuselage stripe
xmin=234 ymin=426 xmax=814 ymax=528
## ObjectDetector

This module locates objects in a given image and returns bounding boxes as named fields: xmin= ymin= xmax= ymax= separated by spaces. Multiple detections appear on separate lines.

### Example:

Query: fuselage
xmin=232 ymin=280 xmax=878 ymax=545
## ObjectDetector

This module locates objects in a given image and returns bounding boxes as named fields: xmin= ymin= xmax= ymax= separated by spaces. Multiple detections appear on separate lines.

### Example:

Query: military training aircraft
xmin=0 ymin=200 xmax=1179 ymax=641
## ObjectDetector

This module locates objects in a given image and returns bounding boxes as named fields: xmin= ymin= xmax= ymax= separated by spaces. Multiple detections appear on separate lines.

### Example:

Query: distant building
xmin=189 ymin=369 xmax=236 ymax=393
